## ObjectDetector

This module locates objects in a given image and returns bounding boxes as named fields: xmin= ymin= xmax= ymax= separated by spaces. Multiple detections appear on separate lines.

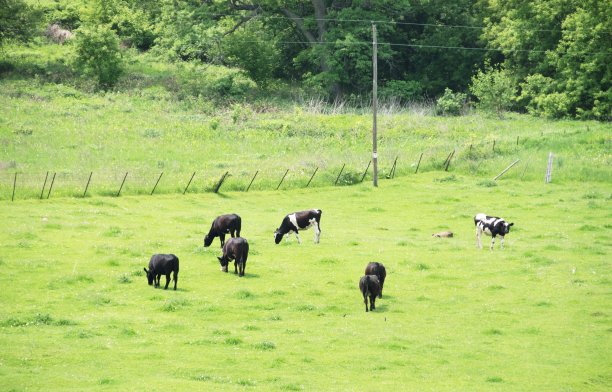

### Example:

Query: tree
xmin=72 ymin=24 xmax=124 ymax=89
xmin=469 ymin=64 xmax=516 ymax=116
xmin=0 ymin=0 xmax=42 ymax=46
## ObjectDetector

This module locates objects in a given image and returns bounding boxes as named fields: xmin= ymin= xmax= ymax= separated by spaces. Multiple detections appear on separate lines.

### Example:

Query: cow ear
xmin=143 ymin=268 xmax=148 ymax=273
xmin=217 ymin=257 xmax=222 ymax=261
xmin=509 ymin=222 xmax=514 ymax=226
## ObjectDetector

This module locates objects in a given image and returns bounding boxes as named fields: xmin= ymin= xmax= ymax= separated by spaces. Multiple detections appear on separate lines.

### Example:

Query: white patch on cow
xmin=312 ymin=218 xmax=320 ymax=243
xmin=288 ymin=213 xmax=298 ymax=230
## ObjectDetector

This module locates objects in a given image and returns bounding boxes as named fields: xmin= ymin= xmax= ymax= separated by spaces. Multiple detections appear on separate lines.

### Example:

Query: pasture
xmin=1 ymin=173 xmax=610 ymax=391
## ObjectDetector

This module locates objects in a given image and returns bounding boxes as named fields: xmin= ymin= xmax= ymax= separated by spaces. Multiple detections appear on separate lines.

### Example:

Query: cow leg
xmin=236 ymin=228 xmax=241 ymax=238
xmin=314 ymin=222 xmax=320 ymax=244
xmin=155 ymin=274 xmax=161 ymax=288
xmin=173 ymin=271 xmax=178 ymax=290
xmin=490 ymin=235 xmax=496 ymax=250
xmin=476 ymin=228 xmax=483 ymax=249
xmin=295 ymin=231 xmax=301 ymax=244
xmin=220 ymin=234 xmax=225 ymax=248
xmin=364 ymin=294 xmax=369 ymax=312
xmin=234 ymin=260 xmax=238 ymax=274
xmin=164 ymin=273 xmax=171 ymax=289
xmin=370 ymin=295 xmax=376 ymax=311
xmin=500 ymin=235 xmax=505 ymax=249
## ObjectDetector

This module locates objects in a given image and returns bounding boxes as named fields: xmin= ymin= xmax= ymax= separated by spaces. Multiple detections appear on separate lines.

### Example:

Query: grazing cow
xmin=432 ymin=231 xmax=453 ymax=238
xmin=274 ymin=209 xmax=322 ymax=244
xmin=218 ymin=237 xmax=249 ymax=276
xmin=204 ymin=214 xmax=242 ymax=248
xmin=365 ymin=262 xmax=386 ymax=298
xmin=144 ymin=254 xmax=179 ymax=290
xmin=359 ymin=275 xmax=381 ymax=312
xmin=474 ymin=213 xmax=514 ymax=250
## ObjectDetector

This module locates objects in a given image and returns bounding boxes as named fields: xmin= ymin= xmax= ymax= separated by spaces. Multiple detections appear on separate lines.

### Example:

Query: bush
xmin=176 ymin=62 xmax=257 ymax=100
xmin=380 ymin=80 xmax=423 ymax=102
xmin=72 ymin=24 xmax=124 ymax=89
xmin=470 ymin=64 xmax=516 ymax=116
xmin=436 ymin=88 xmax=466 ymax=116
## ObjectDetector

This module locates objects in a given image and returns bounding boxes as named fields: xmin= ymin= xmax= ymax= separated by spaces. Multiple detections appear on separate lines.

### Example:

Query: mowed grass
xmin=0 ymin=173 xmax=610 ymax=391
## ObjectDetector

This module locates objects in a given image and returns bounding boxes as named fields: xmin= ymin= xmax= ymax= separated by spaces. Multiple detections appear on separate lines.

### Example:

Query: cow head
xmin=143 ymin=268 xmax=154 ymax=285
xmin=217 ymin=256 xmax=229 ymax=272
xmin=274 ymin=229 xmax=283 ymax=244
xmin=203 ymin=235 xmax=214 ymax=247
xmin=503 ymin=222 xmax=514 ymax=234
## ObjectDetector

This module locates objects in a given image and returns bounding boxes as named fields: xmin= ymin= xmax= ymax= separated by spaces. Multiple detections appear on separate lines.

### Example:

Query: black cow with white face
xmin=204 ymin=214 xmax=241 ymax=248
xmin=474 ymin=213 xmax=514 ymax=250
xmin=218 ymin=237 xmax=249 ymax=276
xmin=144 ymin=254 xmax=179 ymax=290
xmin=274 ymin=209 xmax=322 ymax=244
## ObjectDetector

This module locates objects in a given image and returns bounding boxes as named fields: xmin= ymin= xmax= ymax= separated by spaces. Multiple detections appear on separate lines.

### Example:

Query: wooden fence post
xmin=334 ymin=164 xmax=346 ymax=185
xmin=360 ymin=160 xmax=371 ymax=182
xmin=444 ymin=150 xmax=455 ymax=171
xmin=493 ymin=159 xmax=520 ymax=181
xmin=116 ymin=172 xmax=128 ymax=197
xmin=388 ymin=156 xmax=398 ymax=178
xmin=306 ymin=167 xmax=318 ymax=188
xmin=245 ymin=170 xmax=258 ymax=192
xmin=214 ymin=172 xmax=229 ymax=193
xmin=47 ymin=172 xmax=56 ymax=199
xmin=492 ymin=139 xmax=496 ymax=152
xmin=11 ymin=173 xmax=17 ymax=202
xmin=83 ymin=172 xmax=93 ymax=198
xmin=415 ymin=153 xmax=423 ymax=174
xmin=151 ymin=172 xmax=163 ymax=195
xmin=276 ymin=169 xmax=289 ymax=190
xmin=40 ymin=171 xmax=49 ymax=199
xmin=183 ymin=172 xmax=196 ymax=194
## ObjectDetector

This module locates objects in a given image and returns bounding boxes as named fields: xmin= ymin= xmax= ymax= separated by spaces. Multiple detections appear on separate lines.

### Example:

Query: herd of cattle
xmin=144 ymin=209 xmax=514 ymax=312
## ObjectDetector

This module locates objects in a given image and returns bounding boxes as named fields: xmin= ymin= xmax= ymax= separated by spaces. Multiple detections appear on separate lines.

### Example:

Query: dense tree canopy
xmin=3 ymin=0 xmax=611 ymax=119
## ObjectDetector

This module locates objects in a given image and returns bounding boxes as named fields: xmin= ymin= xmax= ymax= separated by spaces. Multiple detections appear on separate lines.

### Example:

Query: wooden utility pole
xmin=372 ymin=24 xmax=378 ymax=187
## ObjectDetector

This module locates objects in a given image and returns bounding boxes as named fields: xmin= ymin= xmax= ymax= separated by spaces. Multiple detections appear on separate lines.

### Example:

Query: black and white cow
xmin=474 ymin=213 xmax=514 ymax=250
xmin=204 ymin=214 xmax=242 ymax=248
xmin=359 ymin=275 xmax=381 ymax=312
xmin=274 ymin=209 xmax=322 ymax=244
xmin=218 ymin=237 xmax=249 ymax=276
xmin=144 ymin=254 xmax=179 ymax=290
xmin=365 ymin=262 xmax=386 ymax=298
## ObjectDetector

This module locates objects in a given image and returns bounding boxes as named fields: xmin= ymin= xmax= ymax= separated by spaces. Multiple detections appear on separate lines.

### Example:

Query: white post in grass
xmin=545 ymin=152 xmax=554 ymax=183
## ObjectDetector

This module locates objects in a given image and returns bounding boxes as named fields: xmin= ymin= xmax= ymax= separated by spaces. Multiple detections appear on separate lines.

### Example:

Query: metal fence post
xmin=276 ymin=169 xmax=289 ymax=190
xmin=40 ymin=171 xmax=49 ymax=199
xmin=83 ymin=172 xmax=93 ymax=198
xmin=116 ymin=172 xmax=128 ymax=197
xmin=151 ymin=172 xmax=163 ymax=195
xmin=334 ymin=164 xmax=346 ymax=185
xmin=306 ymin=167 xmax=318 ymax=188
xmin=245 ymin=170 xmax=259 ymax=192
xmin=183 ymin=172 xmax=196 ymax=194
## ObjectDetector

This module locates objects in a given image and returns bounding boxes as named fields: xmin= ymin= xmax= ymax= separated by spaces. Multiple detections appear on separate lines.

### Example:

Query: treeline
xmin=1 ymin=0 xmax=610 ymax=120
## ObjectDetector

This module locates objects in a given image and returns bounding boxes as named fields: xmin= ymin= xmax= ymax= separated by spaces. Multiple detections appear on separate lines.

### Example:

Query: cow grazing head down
xmin=204 ymin=214 xmax=242 ymax=248
xmin=474 ymin=213 xmax=514 ymax=250
xmin=143 ymin=254 xmax=179 ymax=290
xmin=217 ymin=237 xmax=249 ymax=276
xmin=274 ymin=209 xmax=322 ymax=244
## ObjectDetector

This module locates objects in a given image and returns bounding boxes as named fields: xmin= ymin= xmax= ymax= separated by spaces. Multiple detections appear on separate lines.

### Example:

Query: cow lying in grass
xmin=218 ymin=237 xmax=249 ymax=277
xmin=359 ymin=275 xmax=381 ymax=312
xmin=274 ymin=209 xmax=322 ymax=244
xmin=474 ymin=213 xmax=514 ymax=250
xmin=365 ymin=262 xmax=386 ymax=298
xmin=144 ymin=254 xmax=179 ymax=290
xmin=204 ymin=214 xmax=242 ymax=248
xmin=432 ymin=231 xmax=453 ymax=238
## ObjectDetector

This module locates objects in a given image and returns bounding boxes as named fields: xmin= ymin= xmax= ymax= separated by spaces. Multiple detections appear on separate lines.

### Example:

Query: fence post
xmin=493 ymin=159 xmax=520 ymax=181
xmin=388 ymin=156 xmax=398 ymax=178
xmin=443 ymin=151 xmax=453 ymax=168
xmin=334 ymin=164 xmax=346 ymax=185
xmin=516 ymin=136 xmax=519 ymax=146
xmin=214 ymin=172 xmax=229 ymax=193
xmin=151 ymin=172 xmax=163 ymax=195
xmin=306 ymin=167 xmax=318 ymax=188
xmin=83 ymin=172 xmax=93 ymax=198
xmin=47 ymin=172 xmax=56 ymax=199
xmin=492 ymin=139 xmax=496 ymax=152
xmin=545 ymin=152 xmax=554 ymax=183
xmin=415 ymin=153 xmax=423 ymax=174
xmin=11 ymin=173 xmax=17 ymax=202
xmin=40 ymin=171 xmax=49 ymax=199
xmin=245 ymin=170 xmax=259 ymax=192
xmin=276 ymin=169 xmax=289 ymax=190
xmin=116 ymin=172 xmax=128 ymax=197
xmin=521 ymin=160 xmax=530 ymax=180
xmin=444 ymin=150 xmax=455 ymax=171
xmin=360 ymin=160 xmax=371 ymax=182
xmin=183 ymin=172 xmax=196 ymax=194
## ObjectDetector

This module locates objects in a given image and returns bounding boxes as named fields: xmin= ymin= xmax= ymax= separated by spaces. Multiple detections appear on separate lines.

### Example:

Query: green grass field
xmin=1 ymin=173 xmax=610 ymax=391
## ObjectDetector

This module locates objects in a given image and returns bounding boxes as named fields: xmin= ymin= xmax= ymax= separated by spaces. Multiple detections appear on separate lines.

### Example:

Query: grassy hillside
xmin=1 ymin=44 xmax=611 ymax=200
xmin=0 ymin=174 xmax=610 ymax=391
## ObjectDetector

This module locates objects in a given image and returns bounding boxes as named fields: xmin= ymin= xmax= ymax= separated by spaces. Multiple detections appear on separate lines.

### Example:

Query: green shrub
xmin=177 ymin=63 xmax=257 ymax=100
xmin=436 ymin=88 xmax=466 ymax=116
xmin=470 ymin=64 xmax=516 ymax=116
xmin=380 ymin=80 xmax=423 ymax=102
xmin=72 ymin=24 xmax=124 ymax=89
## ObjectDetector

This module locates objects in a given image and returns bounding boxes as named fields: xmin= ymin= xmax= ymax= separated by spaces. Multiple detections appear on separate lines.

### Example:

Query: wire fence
xmin=1 ymin=137 xmax=574 ymax=201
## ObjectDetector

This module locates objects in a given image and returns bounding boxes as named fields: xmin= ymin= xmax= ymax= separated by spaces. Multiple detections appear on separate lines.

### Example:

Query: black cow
xmin=204 ymin=214 xmax=242 ymax=248
xmin=359 ymin=275 xmax=381 ymax=312
xmin=144 ymin=254 xmax=179 ymax=290
xmin=218 ymin=237 xmax=249 ymax=277
xmin=365 ymin=262 xmax=386 ymax=298
xmin=274 ymin=209 xmax=322 ymax=244
xmin=474 ymin=213 xmax=514 ymax=250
